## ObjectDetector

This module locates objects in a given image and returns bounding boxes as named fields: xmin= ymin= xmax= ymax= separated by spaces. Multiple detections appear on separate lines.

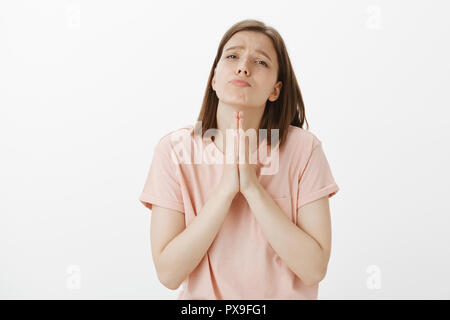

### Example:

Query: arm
xmin=152 ymin=188 xmax=235 ymax=290
xmin=242 ymin=184 xmax=332 ymax=287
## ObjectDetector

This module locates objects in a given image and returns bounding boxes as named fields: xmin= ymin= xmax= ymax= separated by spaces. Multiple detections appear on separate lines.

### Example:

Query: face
xmin=212 ymin=30 xmax=282 ymax=108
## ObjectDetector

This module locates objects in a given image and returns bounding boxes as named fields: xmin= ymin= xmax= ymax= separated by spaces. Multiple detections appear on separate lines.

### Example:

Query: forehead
xmin=224 ymin=31 xmax=276 ymax=57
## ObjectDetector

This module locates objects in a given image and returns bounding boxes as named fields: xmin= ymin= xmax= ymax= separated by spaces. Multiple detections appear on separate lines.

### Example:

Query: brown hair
xmin=190 ymin=19 xmax=309 ymax=149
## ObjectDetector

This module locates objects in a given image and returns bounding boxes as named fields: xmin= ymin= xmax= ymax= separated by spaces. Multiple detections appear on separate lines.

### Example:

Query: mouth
xmin=230 ymin=79 xmax=251 ymax=87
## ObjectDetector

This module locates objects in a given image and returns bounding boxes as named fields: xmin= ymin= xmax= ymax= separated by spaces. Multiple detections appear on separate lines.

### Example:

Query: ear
xmin=268 ymin=81 xmax=282 ymax=102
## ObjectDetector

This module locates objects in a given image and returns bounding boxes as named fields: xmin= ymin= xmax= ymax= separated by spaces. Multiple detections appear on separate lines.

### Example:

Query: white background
xmin=1 ymin=0 xmax=449 ymax=299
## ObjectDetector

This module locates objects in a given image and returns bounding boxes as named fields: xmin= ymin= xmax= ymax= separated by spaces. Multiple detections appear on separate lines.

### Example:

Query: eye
xmin=225 ymin=55 xmax=268 ymax=67
xmin=257 ymin=60 xmax=268 ymax=67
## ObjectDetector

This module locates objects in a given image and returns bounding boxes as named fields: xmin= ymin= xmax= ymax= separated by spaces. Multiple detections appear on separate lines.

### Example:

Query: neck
xmin=217 ymin=101 xmax=264 ymax=132
xmin=214 ymin=100 xmax=265 ymax=152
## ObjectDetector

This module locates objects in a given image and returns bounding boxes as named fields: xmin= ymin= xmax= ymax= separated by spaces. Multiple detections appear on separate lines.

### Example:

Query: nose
xmin=238 ymin=68 xmax=248 ymax=75
xmin=236 ymin=58 xmax=249 ymax=75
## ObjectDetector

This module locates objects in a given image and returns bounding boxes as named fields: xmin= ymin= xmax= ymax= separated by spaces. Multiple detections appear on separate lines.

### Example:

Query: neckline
xmin=204 ymin=133 xmax=281 ymax=165
xmin=209 ymin=136 xmax=259 ymax=157
xmin=187 ymin=124 xmax=284 ymax=164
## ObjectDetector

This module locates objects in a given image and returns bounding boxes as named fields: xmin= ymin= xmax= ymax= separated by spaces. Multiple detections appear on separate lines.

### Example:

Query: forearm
xmin=243 ymin=185 xmax=325 ymax=286
xmin=158 ymin=188 xmax=235 ymax=289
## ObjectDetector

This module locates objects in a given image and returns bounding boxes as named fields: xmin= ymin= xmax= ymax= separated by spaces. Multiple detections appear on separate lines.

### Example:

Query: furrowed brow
xmin=224 ymin=45 xmax=272 ymax=62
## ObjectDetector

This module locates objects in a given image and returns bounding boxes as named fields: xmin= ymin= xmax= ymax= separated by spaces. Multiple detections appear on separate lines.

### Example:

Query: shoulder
xmin=286 ymin=125 xmax=322 ymax=152
xmin=156 ymin=124 xmax=195 ymax=152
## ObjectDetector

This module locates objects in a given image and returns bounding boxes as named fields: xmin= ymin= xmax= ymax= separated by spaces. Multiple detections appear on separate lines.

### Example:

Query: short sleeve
xmin=297 ymin=140 xmax=339 ymax=209
xmin=138 ymin=139 xmax=185 ymax=213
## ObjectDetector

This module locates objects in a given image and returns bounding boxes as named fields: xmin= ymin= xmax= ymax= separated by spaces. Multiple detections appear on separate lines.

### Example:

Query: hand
xmin=237 ymin=111 xmax=260 ymax=196
xmin=216 ymin=111 xmax=240 ymax=199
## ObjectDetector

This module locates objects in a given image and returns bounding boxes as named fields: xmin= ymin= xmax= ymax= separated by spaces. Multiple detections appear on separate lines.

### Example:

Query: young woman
xmin=139 ymin=19 xmax=339 ymax=300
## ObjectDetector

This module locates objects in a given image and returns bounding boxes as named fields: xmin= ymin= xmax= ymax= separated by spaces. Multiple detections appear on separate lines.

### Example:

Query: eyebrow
xmin=224 ymin=45 xmax=272 ymax=63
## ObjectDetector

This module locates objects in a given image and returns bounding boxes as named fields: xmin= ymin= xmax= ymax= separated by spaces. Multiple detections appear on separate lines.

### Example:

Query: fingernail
xmin=233 ymin=111 xmax=237 ymax=118
xmin=239 ymin=111 xmax=244 ymax=118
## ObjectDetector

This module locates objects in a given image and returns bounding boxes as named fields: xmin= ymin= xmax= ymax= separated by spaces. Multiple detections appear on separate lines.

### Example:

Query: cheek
xmin=214 ymin=67 xmax=230 ymax=86
xmin=261 ymin=76 xmax=278 ymax=92
xmin=216 ymin=60 xmax=227 ymax=72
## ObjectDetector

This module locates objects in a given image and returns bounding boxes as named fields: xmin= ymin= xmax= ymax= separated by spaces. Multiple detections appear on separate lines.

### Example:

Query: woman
xmin=139 ymin=19 xmax=339 ymax=300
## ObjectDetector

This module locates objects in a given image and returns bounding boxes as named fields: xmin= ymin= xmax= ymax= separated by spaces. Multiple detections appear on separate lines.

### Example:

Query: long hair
xmin=190 ymin=19 xmax=309 ymax=149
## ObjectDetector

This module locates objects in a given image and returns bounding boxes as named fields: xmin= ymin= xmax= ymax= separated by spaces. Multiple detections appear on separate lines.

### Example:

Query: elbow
xmin=155 ymin=254 xmax=181 ymax=290
xmin=157 ymin=270 xmax=181 ymax=290
xmin=162 ymin=279 xmax=181 ymax=291
xmin=303 ymin=267 xmax=328 ymax=288
xmin=303 ymin=277 xmax=321 ymax=288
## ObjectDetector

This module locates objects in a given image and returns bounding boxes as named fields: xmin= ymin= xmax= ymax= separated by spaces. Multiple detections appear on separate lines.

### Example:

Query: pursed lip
xmin=230 ymin=79 xmax=251 ymax=87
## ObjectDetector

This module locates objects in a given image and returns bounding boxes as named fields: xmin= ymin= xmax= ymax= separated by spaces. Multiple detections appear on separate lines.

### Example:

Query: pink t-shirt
xmin=139 ymin=124 xmax=339 ymax=299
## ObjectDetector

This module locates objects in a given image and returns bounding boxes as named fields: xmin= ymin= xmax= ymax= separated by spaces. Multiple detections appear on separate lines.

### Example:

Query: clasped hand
xmin=233 ymin=111 xmax=259 ymax=195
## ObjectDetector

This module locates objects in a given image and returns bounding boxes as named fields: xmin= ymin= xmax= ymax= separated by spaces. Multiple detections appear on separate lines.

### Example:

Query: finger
xmin=232 ymin=111 xmax=239 ymax=163
xmin=237 ymin=114 xmax=240 ymax=163
xmin=245 ymin=129 xmax=249 ymax=165
xmin=238 ymin=117 xmax=246 ymax=164
xmin=225 ymin=111 xmax=237 ymax=164
xmin=238 ymin=111 xmax=244 ymax=141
